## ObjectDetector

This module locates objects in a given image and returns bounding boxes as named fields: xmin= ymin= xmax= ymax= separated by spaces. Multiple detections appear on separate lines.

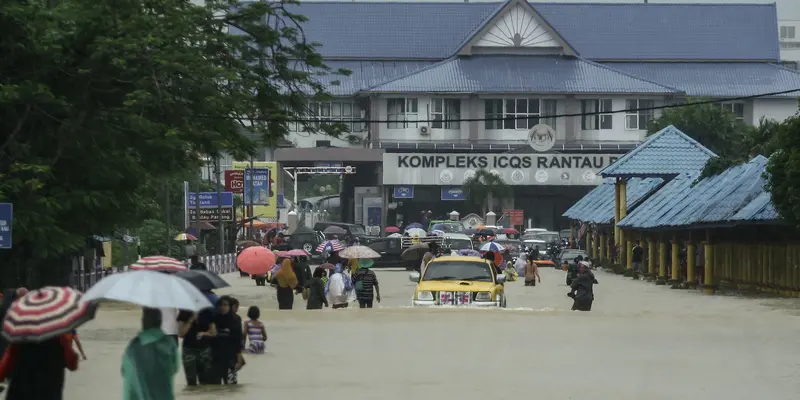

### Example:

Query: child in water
xmin=243 ymin=306 xmax=267 ymax=354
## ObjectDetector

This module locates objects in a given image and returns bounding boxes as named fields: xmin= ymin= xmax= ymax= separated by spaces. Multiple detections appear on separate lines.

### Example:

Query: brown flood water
xmin=48 ymin=267 xmax=800 ymax=400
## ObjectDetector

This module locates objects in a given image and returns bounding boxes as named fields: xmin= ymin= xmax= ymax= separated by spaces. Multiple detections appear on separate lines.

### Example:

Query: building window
xmin=483 ymin=98 xmax=557 ymax=130
xmin=291 ymin=101 xmax=363 ymax=133
xmin=717 ymin=102 xmax=745 ymax=122
xmin=581 ymin=99 xmax=613 ymax=130
xmin=624 ymin=99 xmax=655 ymax=130
xmin=387 ymin=98 xmax=418 ymax=129
xmin=431 ymin=99 xmax=461 ymax=129
xmin=780 ymin=26 xmax=796 ymax=39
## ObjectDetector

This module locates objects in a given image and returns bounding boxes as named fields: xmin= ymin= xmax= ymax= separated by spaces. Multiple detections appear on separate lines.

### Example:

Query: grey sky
xmin=303 ymin=1 xmax=800 ymax=20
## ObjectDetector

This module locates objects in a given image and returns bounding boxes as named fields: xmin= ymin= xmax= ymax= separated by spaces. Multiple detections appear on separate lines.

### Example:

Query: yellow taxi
xmin=409 ymin=256 xmax=507 ymax=307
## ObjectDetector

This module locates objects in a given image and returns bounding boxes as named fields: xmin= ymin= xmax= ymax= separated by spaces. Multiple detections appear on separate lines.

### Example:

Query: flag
xmin=577 ymin=223 xmax=587 ymax=240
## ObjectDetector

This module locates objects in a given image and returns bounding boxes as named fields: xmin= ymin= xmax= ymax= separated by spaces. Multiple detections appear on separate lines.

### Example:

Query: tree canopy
xmin=0 ymin=0 xmax=342 ymax=285
xmin=764 ymin=115 xmax=800 ymax=228
xmin=462 ymin=169 xmax=512 ymax=215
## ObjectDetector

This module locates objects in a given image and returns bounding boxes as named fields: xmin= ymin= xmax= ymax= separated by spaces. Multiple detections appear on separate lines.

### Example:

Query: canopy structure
xmin=563 ymin=178 xmax=663 ymax=224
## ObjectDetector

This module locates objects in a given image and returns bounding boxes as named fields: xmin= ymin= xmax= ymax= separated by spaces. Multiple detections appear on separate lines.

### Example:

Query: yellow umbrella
xmin=174 ymin=233 xmax=198 ymax=241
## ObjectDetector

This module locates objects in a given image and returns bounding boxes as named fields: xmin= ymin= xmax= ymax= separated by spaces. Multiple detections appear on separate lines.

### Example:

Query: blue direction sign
xmin=187 ymin=192 xmax=234 ymax=208
xmin=0 ymin=203 xmax=12 ymax=249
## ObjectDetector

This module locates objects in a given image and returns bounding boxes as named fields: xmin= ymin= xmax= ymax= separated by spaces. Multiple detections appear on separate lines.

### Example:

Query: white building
xmin=270 ymin=0 xmax=800 ymax=230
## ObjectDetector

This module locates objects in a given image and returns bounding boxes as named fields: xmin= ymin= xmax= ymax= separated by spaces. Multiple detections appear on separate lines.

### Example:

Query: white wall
xmin=752 ymin=98 xmax=799 ymax=124
xmin=371 ymin=95 xmax=661 ymax=143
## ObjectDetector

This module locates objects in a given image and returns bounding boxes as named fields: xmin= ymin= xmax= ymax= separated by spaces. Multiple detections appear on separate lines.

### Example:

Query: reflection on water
xmin=62 ymin=268 xmax=800 ymax=400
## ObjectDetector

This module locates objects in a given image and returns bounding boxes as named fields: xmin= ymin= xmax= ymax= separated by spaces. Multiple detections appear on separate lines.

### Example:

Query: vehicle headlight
xmin=416 ymin=291 xmax=434 ymax=301
xmin=474 ymin=292 xmax=492 ymax=302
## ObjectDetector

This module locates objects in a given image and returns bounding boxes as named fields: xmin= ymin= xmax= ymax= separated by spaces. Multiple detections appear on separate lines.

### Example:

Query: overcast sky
xmin=304 ymin=0 xmax=800 ymax=20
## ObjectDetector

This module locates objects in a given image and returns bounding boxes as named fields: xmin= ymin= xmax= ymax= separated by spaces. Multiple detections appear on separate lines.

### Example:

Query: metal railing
xmin=71 ymin=253 xmax=238 ymax=292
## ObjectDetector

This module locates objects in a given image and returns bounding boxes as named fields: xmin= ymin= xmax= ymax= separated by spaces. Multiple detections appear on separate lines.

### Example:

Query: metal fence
xmin=71 ymin=253 xmax=238 ymax=292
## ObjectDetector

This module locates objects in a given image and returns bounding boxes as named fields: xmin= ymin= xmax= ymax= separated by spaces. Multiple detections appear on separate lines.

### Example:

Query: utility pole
xmin=164 ymin=181 xmax=171 ymax=256
xmin=248 ymin=157 xmax=255 ymax=240
xmin=194 ymin=165 xmax=202 ymax=247
xmin=215 ymin=156 xmax=224 ymax=254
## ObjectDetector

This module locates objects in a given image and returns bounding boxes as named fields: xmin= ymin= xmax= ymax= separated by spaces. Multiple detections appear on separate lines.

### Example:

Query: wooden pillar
xmin=670 ymin=236 xmax=681 ymax=286
xmin=657 ymin=237 xmax=667 ymax=285
xmin=703 ymin=230 xmax=714 ymax=294
xmin=614 ymin=180 xmax=621 ymax=247
xmin=626 ymin=238 xmax=633 ymax=270
xmin=618 ymin=179 xmax=627 ymax=267
xmin=686 ymin=241 xmax=696 ymax=288
xmin=570 ymin=222 xmax=576 ymax=249
xmin=647 ymin=237 xmax=655 ymax=279
xmin=599 ymin=233 xmax=606 ymax=262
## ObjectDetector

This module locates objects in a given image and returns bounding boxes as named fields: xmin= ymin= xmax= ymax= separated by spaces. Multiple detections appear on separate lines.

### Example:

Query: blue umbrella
xmin=405 ymin=223 xmax=424 ymax=230
xmin=479 ymin=242 xmax=505 ymax=252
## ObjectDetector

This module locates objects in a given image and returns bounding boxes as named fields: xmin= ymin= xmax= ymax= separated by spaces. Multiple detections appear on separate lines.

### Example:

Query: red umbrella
xmin=237 ymin=246 xmax=276 ymax=275
xmin=278 ymin=249 xmax=311 ymax=258
xmin=3 ymin=287 xmax=98 ymax=343
xmin=129 ymin=256 xmax=188 ymax=272
xmin=504 ymin=228 xmax=519 ymax=234
xmin=384 ymin=226 xmax=400 ymax=233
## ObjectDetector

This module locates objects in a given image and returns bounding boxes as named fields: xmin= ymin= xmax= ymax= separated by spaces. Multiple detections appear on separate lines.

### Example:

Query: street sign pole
xmin=248 ymin=158 xmax=254 ymax=240
xmin=215 ymin=157 xmax=224 ymax=254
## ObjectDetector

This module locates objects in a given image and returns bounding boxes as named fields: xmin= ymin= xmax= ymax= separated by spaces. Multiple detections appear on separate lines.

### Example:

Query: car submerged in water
xmin=409 ymin=256 xmax=507 ymax=307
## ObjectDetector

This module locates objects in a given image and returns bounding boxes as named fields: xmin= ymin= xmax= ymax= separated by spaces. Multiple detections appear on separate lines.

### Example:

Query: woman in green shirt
xmin=122 ymin=308 xmax=180 ymax=400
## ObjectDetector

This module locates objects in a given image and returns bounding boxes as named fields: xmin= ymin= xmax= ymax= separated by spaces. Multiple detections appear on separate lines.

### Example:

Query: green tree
xmin=765 ymin=115 xmax=800 ymax=228
xmin=0 ymin=0 xmax=344 ymax=287
xmin=462 ymin=169 xmax=512 ymax=215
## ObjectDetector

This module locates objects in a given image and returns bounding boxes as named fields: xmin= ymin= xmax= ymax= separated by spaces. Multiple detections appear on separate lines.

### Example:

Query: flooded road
xmin=61 ymin=267 xmax=800 ymax=400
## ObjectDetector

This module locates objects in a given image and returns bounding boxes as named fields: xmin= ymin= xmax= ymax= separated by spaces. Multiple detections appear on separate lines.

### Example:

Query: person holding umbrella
xmin=352 ymin=259 xmax=380 ymax=308
xmin=0 ymin=287 xmax=97 ymax=400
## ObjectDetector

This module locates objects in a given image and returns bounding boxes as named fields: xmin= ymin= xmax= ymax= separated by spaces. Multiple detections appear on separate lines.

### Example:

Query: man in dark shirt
xmin=189 ymin=255 xmax=207 ymax=271
xmin=631 ymin=241 xmax=644 ymax=273
xmin=177 ymin=307 xmax=216 ymax=385
xmin=352 ymin=260 xmax=380 ymax=308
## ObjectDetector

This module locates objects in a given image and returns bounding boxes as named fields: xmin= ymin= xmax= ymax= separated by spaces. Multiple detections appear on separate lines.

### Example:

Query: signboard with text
xmin=244 ymin=168 xmax=270 ymax=205
xmin=382 ymin=153 xmax=620 ymax=186
xmin=187 ymin=192 xmax=234 ymax=208
xmin=503 ymin=209 xmax=524 ymax=226
xmin=393 ymin=186 xmax=414 ymax=199
xmin=224 ymin=170 xmax=244 ymax=194
xmin=441 ymin=187 xmax=465 ymax=201
xmin=0 ymin=203 xmax=11 ymax=249
xmin=189 ymin=207 xmax=234 ymax=222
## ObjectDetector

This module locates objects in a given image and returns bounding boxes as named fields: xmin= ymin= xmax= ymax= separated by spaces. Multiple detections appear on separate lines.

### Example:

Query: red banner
xmin=504 ymin=209 xmax=524 ymax=226
xmin=224 ymin=170 xmax=244 ymax=194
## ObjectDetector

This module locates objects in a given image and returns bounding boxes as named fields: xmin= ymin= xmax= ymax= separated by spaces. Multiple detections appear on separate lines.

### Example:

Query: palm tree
xmin=461 ymin=169 xmax=512 ymax=215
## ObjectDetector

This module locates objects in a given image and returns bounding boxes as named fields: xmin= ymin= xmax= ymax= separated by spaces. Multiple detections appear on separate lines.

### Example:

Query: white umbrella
xmin=387 ymin=233 xmax=402 ymax=238
xmin=406 ymin=228 xmax=426 ymax=237
xmin=338 ymin=245 xmax=382 ymax=259
xmin=81 ymin=270 xmax=213 ymax=311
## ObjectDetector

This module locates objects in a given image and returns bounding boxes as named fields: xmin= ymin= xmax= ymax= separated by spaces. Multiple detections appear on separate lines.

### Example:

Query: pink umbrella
xmin=384 ymin=226 xmax=400 ymax=233
xmin=278 ymin=249 xmax=311 ymax=257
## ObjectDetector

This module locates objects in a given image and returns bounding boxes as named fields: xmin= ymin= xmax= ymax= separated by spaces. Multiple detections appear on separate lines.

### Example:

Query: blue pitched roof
xmin=562 ymin=177 xmax=664 ymax=224
xmin=618 ymin=156 xmax=780 ymax=229
xmin=288 ymin=2 xmax=779 ymax=61
xmin=730 ymin=192 xmax=780 ymax=222
xmin=600 ymin=125 xmax=717 ymax=178
xmin=603 ymin=63 xmax=800 ymax=98
xmin=315 ymin=61 xmax=436 ymax=96
xmin=364 ymin=56 xmax=679 ymax=94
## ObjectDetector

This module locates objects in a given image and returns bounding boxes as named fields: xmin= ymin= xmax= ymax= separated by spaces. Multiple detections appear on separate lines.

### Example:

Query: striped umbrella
xmin=315 ymin=240 xmax=346 ymax=253
xmin=3 ymin=287 xmax=98 ymax=343
xmin=128 ymin=256 xmax=188 ymax=272
xmin=479 ymin=242 xmax=505 ymax=252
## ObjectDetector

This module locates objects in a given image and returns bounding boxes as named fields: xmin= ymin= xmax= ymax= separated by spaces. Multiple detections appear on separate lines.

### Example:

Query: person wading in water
xmin=568 ymin=263 xmax=598 ymax=311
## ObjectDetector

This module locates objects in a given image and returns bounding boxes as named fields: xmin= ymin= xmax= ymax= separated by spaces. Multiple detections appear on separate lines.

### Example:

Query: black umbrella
xmin=175 ymin=270 xmax=230 ymax=292
xmin=478 ymin=228 xmax=496 ymax=236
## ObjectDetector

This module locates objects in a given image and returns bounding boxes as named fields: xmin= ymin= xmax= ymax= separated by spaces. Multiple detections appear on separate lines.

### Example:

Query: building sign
xmin=528 ymin=124 xmax=556 ymax=152
xmin=504 ymin=209 xmax=524 ymax=226
xmin=382 ymin=153 xmax=619 ymax=186
xmin=224 ymin=170 xmax=244 ymax=194
xmin=0 ymin=203 xmax=11 ymax=249
xmin=393 ymin=186 xmax=414 ymax=199
xmin=441 ymin=187 xmax=465 ymax=201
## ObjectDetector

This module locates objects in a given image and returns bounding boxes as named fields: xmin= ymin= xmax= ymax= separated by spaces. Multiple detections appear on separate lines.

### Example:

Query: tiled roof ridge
xmin=357 ymin=58 xmax=456 ymax=92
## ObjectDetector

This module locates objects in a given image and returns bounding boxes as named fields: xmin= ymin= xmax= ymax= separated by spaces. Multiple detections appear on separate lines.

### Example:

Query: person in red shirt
xmin=0 ymin=334 xmax=79 ymax=399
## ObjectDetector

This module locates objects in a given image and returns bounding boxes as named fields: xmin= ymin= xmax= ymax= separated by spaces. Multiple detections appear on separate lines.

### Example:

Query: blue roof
xmin=562 ymin=177 xmax=664 ymax=224
xmin=364 ymin=56 xmax=678 ymax=94
xmin=604 ymin=63 xmax=800 ymax=98
xmin=288 ymin=2 xmax=779 ymax=61
xmin=600 ymin=125 xmax=717 ymax=178
xmin=618 ymin=156 xmax=779 ymax=229
xmin=730 ymin=191 xmax=780 ymax=222
xmin=316 ymin=61 xmax=436 ymax=96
